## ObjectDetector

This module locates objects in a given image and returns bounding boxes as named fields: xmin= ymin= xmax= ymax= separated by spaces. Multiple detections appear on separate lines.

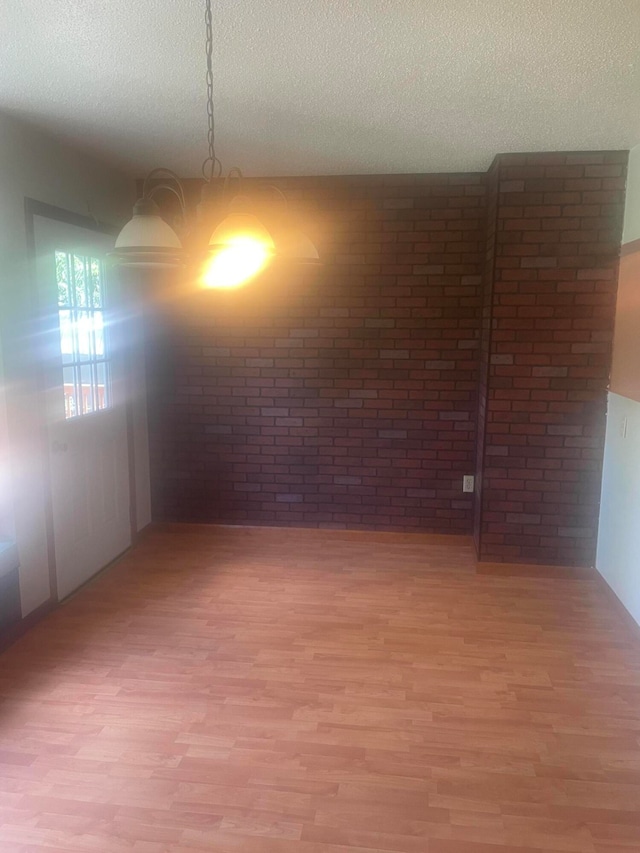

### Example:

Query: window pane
xmin=80 ymin=364 xmax=95 ymax=414
xmin=96 ymin=362 xmax=109 ymax=410
xmin=55 ymin=250 xmax=111 ymax=419
xmin=93 ymin=311 xmax=105 ymax=357
xmin=90 ymin=259 xmax=102 ymax=307
xmin=73 ymin=255 xmax=88 ymax=307
xmin=75 ymin=311 xmax=93 ymax=361
xmin=55 ymin=251 xmax=70 ymax=306
xmin=58 ymin=309 xmax=74 ymax=363
xmin=63 ymin=366 xmax=78 ymax=419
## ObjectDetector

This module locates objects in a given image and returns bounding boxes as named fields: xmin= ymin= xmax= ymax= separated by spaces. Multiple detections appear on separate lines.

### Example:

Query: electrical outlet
xmin=463 ymin=475 xmax=475 ymax=493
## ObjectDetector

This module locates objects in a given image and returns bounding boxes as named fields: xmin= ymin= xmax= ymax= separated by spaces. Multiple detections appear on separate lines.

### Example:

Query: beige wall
xmin=610 ymin=142 xmax=640 ymax=403
xmin=0 ymin=340 xmax=15 ymax=541
xmin=622 ymin=144 xmax=640 ymax=245
xmin=597 ymin=141 xmax=640 ymax=626
xmin=0 ymin=112 xmax=137 ymax=616
xmin=610 ymin=249 xmax=640 ymax=404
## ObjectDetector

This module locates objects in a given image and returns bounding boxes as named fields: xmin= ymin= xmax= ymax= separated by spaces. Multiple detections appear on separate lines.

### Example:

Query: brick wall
xmin=146 ymin=154 xmax=627 ymax=563
xmin=476 ymin=152 xmax=628 ymax=565
xmin=147 ymin=174 xmax=485 ymax=532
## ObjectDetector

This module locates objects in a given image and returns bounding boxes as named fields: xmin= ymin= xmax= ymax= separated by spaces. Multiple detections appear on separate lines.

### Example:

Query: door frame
xmin=24 ymin=198 xmax=138 ymax=603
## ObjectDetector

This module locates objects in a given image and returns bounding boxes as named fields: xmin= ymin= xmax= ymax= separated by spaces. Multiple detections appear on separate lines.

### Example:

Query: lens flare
xmin=201 ymin=237 xmax=273 ymax=289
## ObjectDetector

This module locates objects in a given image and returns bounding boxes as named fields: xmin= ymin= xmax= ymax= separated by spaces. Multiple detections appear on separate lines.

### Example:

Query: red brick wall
xmin=146 ymin=155 xmax=627 ymax=563
xmin=476 ymin=151 xmax=628 ymax=565
xmin=147 ymin=174 xmax=485 ymax=532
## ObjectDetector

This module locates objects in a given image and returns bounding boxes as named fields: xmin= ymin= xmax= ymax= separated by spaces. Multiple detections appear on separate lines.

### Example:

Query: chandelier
xmin=112 ymin=0 xmax=319 ymax=288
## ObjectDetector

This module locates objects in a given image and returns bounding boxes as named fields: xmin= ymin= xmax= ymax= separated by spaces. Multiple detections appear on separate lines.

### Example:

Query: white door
xmin=34 ymin=216 xmax=131 ymax=600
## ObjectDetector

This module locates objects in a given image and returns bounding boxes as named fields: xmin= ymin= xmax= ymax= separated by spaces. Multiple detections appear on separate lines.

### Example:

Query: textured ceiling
xmin=1 ymin=0 xmax=639 ymax=177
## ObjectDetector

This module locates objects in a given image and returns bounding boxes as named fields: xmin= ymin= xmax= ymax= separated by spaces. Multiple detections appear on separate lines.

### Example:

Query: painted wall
xmin=622 ymin=145 xmax=640 ymax=245
xmin=0 ymin=339 xmax=15 ymax=540
xmin=597 ymin=142 xmax=640 ymax=625
xmin=0 ymin=112 xmax=145 ymax=617
xmin=609 ymin=235 xmax=640 ymax=402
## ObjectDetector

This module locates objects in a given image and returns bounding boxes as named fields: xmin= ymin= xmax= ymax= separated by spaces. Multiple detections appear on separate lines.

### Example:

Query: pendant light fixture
xmin=112 ymin=0 xmax=319 ymax=287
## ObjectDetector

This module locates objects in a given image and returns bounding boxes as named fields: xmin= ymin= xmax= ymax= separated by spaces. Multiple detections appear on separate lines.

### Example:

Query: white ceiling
xmin=1 ymin=0 xmax=639 ymax=177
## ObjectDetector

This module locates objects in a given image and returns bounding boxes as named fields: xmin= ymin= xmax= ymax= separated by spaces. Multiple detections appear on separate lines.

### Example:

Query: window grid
xmin=55 ymin=250 xmax=111 ymax=419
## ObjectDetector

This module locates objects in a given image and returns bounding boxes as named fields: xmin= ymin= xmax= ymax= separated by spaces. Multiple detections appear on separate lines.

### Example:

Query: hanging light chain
xmin=203 ymin=0 xmax=220 ymax=181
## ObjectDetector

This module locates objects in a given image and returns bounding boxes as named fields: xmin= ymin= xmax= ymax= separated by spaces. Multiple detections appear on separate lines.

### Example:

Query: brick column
xmin=476 ymin=152 xmax=628 ymax=565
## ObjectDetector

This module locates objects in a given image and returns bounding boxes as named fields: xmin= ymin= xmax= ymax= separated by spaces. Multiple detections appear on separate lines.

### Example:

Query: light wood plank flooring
xmin=1 ymin=524 xmax=639 ymax=852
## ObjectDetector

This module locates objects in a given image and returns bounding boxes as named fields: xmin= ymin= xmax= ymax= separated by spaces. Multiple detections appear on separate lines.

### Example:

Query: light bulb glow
xmin=201 ymin=236 xmax=273 ymax=289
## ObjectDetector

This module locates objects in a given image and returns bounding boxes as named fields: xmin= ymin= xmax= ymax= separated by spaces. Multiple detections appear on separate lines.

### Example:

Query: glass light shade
xmin=201 ymin=236 xmax=273 ymax=289
xmin=277 ymin=229 xmax=320 ymax=264
xmin=200 ymin=211 xmax=276 ymax=289
xmin=208 ymin=212 xmax=275 ymax=252
xmin=115 ymin=214 xmax=182 ymax=250
xmin=112 ymin=199 xmax=183 ymax=268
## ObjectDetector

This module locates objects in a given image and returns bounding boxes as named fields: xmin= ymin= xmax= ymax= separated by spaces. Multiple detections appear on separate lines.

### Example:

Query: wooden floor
xmin=1 ymin=525 xmax=640 ymax=853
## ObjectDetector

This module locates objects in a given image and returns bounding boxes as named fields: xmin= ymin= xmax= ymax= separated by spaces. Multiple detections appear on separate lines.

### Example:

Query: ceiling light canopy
xmin=112 ymin=0 xmax=319 ymax=287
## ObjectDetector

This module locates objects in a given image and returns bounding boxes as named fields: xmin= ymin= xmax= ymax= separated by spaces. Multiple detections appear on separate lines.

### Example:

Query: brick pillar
xmin=476 ymin=152 xmax=628 ymax=566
